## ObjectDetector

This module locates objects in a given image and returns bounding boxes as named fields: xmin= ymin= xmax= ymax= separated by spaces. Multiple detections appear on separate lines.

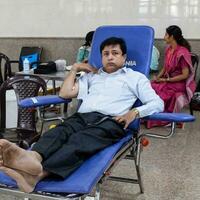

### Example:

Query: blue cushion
xmin=0 ymin=134 xmax=132 ymax=194
xmin=143 ymin=112 xmax=195 ymax=122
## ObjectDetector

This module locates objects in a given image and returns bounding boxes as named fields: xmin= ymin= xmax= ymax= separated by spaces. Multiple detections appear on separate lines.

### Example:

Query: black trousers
xmin=32 ymin=112 xmax=125 ymax=178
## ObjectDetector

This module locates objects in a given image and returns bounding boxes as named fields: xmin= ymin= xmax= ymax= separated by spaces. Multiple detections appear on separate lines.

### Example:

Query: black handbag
xmin=34 ymin=61 xmax=57 ymax=74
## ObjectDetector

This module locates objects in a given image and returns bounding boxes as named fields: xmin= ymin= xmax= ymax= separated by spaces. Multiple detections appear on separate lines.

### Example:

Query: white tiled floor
xmin=0 ymin=110 xmax=200 ymax=200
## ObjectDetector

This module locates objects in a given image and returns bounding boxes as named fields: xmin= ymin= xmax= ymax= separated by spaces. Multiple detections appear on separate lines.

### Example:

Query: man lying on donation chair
xmin=0 ymin=37 xmax=164 ymax=193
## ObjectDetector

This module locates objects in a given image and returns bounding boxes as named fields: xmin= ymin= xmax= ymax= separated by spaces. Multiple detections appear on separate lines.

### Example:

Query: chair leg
xmin=135 ymin=137 xmax=144 ymax=193
xmin=36 ymin=107 xmax=45 ymax=134
xmin=82 ymin=185 xmax=100 ymax=200
xmin=95 ymin=183 xmax=100 ymax=200
xmin=135 ymin=163 xmax=144 ymax=193
xmin=190 ymin=108 xmax=194 ymax=115
xmin=189 ymin=103 xmax=193 ymax=115
xmin=39 ymin=119 xmax=44 ymax=134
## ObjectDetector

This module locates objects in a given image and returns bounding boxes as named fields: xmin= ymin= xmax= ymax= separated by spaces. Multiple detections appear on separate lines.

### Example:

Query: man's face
xmin=101 ymin=44 xmax=126 ymax=73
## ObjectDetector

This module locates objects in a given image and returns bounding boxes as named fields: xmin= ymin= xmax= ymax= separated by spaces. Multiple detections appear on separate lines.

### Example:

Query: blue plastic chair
xmin=0 ymin=26 xmax=195 ymax=200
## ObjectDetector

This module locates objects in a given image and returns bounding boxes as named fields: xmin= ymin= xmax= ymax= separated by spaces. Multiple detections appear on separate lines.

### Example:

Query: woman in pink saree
xmin=147 ymin=25 xmax=196 ymax=128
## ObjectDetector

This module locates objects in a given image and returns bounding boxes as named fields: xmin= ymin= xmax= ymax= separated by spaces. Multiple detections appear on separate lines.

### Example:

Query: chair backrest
xmin=191 ymin=53 xmax=199 ymax=82
xmin=189 ymin=53 xmax=200 ymax=115
xmin=89 ymin=26 xmax=154 ymax=131
xmin=18 ymin=47 xmax=43 ymax=71
xmin=0 ymin=74 xmax=46 ymax=132
xmin=0 ymin=53 xmax=11 ymax=85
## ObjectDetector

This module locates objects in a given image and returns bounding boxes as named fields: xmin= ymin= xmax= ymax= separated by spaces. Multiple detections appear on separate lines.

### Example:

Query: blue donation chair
xmin=0 ymin=26 xmax=195 ymax=200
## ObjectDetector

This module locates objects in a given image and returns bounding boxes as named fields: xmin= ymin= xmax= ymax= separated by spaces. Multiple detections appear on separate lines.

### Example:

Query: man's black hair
xmin=100 ymin=37 xmax=127 ymax=55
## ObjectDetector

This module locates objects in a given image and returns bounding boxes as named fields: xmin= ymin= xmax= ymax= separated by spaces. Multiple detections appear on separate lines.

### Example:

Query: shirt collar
xmin=98 ymin=67 xmax=127 ymax=75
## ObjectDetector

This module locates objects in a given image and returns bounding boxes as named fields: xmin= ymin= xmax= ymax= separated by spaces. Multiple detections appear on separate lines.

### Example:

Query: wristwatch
xmin=132 ymin=108 xmax=140 ymax=117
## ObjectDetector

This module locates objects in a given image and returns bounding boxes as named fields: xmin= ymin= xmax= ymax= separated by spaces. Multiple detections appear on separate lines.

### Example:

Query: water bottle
xmin=23 ymin=58 xmax=30 ymax=73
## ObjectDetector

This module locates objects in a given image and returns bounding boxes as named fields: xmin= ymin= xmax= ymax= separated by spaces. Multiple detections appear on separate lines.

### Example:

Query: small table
xmin=16 ymin=70 xmax=70 ymax=94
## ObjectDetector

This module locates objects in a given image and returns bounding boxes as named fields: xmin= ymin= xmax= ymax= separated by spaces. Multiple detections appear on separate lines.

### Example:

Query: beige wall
xmin=0 ymin=38 xmax=84 ymax=65
xmin=0 ymin=37 xmax=199 ymax=80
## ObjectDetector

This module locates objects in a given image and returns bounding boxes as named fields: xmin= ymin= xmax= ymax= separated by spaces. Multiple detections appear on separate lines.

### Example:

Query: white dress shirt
xmin=77 ymin=67 xmax=164 ymax=117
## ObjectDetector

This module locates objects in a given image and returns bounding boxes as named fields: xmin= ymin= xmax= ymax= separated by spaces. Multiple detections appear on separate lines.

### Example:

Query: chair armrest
xmin=127 ymin=112 xmax=195 ymax=132
xmin=8 ymin=60 xmax=19 ymax=64
xmin=143 ymin=112 xmax=195 ymax=123
xmin=135 ymin=113 xmax=196 ymax=141
xmin=19 ymin=95 xmax=71 ymax=108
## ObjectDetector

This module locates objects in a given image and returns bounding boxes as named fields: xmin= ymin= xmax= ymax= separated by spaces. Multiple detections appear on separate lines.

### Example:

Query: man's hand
xmin=72 ymin=63 xmax=98 ymax=73
xmin=113 ymin=110 xmax=138 ymax=129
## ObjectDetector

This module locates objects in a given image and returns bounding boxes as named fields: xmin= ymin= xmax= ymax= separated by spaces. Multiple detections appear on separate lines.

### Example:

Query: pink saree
xmin=147 ymin=45 xmax=196 ymax=128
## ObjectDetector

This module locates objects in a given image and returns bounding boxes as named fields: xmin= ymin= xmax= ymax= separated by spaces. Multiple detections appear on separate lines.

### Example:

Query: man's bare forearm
xmin=59 ymin=63 xmax=97 ymax=98
xmin=59 ymin=66 xmax=79 ymax=98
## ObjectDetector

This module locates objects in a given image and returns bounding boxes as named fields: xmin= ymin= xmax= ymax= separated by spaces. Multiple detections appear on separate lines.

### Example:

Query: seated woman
xmin=147 ymin=25 xmax=196 ymax=128
xmin=150 ymin=45 xmax=160 ymax=72
xmin=76 ymin=31 xmax=95 ymax=63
